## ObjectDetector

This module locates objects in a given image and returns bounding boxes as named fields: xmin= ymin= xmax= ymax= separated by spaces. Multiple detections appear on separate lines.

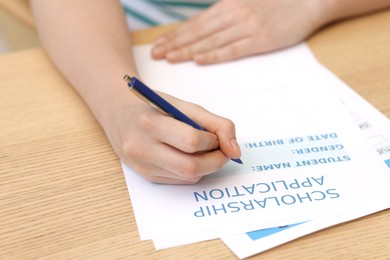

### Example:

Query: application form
xmin=123 ymin=44 xmax=390 ymax=249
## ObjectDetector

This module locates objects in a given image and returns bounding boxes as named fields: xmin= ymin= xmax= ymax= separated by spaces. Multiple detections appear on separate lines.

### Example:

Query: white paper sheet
xmin=221 ymin=49 xmax=390 ymax=259
xmin=123 ymin=44 xmax=390 ymax=247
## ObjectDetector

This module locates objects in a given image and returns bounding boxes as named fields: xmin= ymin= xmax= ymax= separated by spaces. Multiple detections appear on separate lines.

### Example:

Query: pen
xmin=123 ymin=75 xmax=243 ymax=164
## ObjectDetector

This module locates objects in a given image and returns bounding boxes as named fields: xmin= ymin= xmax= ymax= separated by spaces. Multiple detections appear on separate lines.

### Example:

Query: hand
xmin=151 ymin=0 xmax=327 ymax=64
xmin=102 ymin=91 xmax=241 ymax=184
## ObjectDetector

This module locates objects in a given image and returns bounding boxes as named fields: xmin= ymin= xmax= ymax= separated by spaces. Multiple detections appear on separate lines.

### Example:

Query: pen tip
xmin=123 ymin=75 xmax=132 ymax=83
xmin=232 ymin=158 xmax=243 ymax=164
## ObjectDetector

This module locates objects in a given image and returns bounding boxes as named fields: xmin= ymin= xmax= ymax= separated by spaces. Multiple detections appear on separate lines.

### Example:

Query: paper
xmin=222 ymin=58 xmax=390 ymax=258
xmin=123 ymin=43 xmax=390 ymax=248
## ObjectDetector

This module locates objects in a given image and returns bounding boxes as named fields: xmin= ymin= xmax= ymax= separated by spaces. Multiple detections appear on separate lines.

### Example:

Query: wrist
xmin=81 ymin=71 xmax=142 ymax=127
xmin=317 ymin=0 xmax=390 ymax=25
xmin=306 ymin=0 xmax=338 ymax=30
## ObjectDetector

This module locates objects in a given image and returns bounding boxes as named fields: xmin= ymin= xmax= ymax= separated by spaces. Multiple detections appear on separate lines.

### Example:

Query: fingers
xmin=153 ymin=143 xmax=229 ymax=178
xmin=152 ymin=2 xmax=239 ymax=61
xmin=160 ymin=95 xmax=242 ymax=160
xmin=144 ymin=111 xmax=220 ymax=153
xmin=129 ymin=161 xmax=203 ymax=185
xmin=161 ymin=22 xmax=252 ymax=63
xmin=151 ymin=14 xmax=259 ymax=64
xmin=125 ymin=141 xmax=229 ymax=184
xmin=116 ymin=94 xmax=240 ymax=185
xmin=194 ymin=38 xmax=256 ymax=64
xmin=184 ymin=104 xmax=242 ymax=160
xmin=203 ymin=117 xmax=242 ymax=160
xmin=151 ymin=0 xmax=320 ymax=65
xmin=153 ymin=13 xmax=230 ymax=57
xmin=146 ymin=110 xmax=240 ymax=164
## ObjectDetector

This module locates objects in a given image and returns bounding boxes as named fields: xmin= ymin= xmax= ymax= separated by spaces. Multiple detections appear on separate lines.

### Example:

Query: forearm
xmin=30 ymin=0 xmax=139 ymax=124
xmin=323 ymin=0 xmax=390 ymax=24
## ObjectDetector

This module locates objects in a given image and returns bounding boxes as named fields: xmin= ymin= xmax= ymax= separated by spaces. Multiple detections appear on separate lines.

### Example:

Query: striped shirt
xmin=120 ymin=0 xmax=216 ymax=31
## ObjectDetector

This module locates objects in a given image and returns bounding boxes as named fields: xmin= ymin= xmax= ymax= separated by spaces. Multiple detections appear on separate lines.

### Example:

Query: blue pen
xmin=123 ymin=75 xmax=243 ymax=164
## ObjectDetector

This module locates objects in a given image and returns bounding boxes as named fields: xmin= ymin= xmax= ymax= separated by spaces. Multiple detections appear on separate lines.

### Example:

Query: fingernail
xmin=231 ymin=139 xmax=241 ymax=158
xmin=152 ymin=46 xmax=165 ymax=58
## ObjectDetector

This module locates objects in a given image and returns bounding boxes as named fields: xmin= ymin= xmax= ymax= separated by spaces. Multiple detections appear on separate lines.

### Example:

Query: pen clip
xmin=123 ymin=75 xmax=170 ymax=116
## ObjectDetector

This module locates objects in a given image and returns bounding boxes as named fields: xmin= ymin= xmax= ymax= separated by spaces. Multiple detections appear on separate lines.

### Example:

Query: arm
xmin=151 ymin=0 xmax=390 ymax=64
xmin=324 ymin=0 xmax=390 ymax=22
xmin=30 ymin=0 xmax=241 ymax=184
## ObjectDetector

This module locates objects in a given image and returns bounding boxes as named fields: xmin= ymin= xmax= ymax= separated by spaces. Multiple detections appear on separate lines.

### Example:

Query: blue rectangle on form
xmin=246 ymin=222 xmax=306 ymax=241
xmin=385 ymin=159 xmax=390 ymax=168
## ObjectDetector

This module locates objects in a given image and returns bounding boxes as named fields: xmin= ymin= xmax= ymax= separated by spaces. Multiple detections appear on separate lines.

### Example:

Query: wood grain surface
xmin=0 ymin=0 xmax=33 ymax=27
xmin=0 ymin=8 xmax=389 ymax=260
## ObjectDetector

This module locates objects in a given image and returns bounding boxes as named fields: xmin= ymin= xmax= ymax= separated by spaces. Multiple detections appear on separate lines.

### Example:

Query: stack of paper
xmin=122 ymin=44 xmax=390 ymax=258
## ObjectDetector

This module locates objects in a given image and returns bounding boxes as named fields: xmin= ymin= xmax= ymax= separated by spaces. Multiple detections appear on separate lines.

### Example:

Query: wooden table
xmin=1 ymin=9 xmax=389 ymax=259
xmin=0 ymin=0 xmax=33 ymax=28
